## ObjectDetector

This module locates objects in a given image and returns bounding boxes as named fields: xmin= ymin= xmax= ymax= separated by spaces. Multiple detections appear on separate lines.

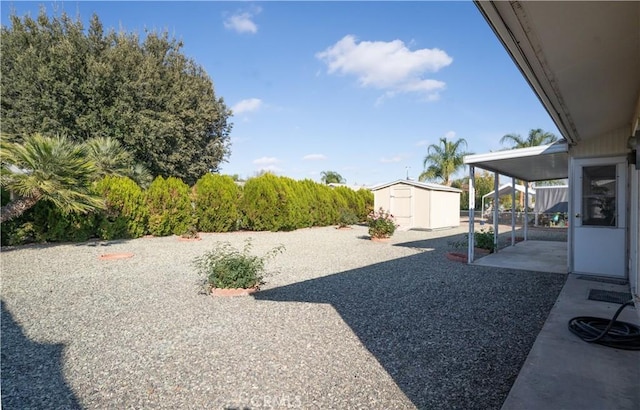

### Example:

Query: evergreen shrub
xmin=94 ymin=176 xmax=148 ymax=239
xmin=194 ymin=174 xmax=240 ymax=232
xmin=145 ymin=176 xmax=193 ymax=236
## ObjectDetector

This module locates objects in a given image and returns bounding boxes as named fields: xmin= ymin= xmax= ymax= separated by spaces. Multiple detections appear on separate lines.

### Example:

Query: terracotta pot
xmin=370 ymin=236 xmax=390 ymax=242
xmin=211 ymin=287 xmax=259 ymax=297
xmin=177 ymin=236 xmax=202 ymax=242
xmin=99 ymin=252 xmax=134 ymax=260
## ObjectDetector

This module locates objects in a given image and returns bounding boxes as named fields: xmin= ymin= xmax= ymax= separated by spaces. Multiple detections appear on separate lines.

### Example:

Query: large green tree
xmin=419 ymin=137 xmax=471 ymax=186
xmin=0 ymin=134 xmax=104 ymax=223
xmin=1 ymin=9 xmax=232 ymax=185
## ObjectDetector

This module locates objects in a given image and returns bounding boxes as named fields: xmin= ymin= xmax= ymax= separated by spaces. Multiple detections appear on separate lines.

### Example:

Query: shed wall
xmin=429 ymin=191 xmax=461 ymax=229
xmin=414 ymin=187 xmax=431 ymax=228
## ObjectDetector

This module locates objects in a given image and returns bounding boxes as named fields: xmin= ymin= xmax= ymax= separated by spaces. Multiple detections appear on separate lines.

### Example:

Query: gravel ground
xmin=1 ymin=225 xmax=566 ymax=409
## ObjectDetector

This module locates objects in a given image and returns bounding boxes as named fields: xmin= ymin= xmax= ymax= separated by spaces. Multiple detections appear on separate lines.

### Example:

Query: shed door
xmin=391 ymin=187 xmax=412 ymax=229
xmin=572 ymin=158 xmax=626 ymax=277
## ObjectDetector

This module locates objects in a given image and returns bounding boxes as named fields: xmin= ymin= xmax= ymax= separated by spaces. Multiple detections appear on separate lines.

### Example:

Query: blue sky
xmin=1 ymin=1 xmax=560 ymax=186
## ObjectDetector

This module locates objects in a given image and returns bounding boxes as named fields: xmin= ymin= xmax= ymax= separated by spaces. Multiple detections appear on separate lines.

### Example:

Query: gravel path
xmin=1 ymin=225 xmax=566 ymax=409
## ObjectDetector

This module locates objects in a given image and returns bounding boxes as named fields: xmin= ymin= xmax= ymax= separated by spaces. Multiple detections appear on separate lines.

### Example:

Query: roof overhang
xmin=464 ymin=142 xmax=568 ymax=182
xmin=475 ymin=1 xmax=640 ymax=144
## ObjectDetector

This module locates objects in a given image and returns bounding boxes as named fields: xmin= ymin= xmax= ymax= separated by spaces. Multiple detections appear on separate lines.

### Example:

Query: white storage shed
xmin=370 ymin=180 xmax=461 ymax=231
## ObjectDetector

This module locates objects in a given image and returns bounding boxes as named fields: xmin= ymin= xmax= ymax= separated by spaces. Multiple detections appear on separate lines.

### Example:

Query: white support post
xmin=524 ymin=182 xmax=529 ymax=241
xmin=511 ymin=177 xmax=516 ymax=246
xmin=493 ymin=173 xmax=499 ymax=253
xmin=468 ymin=166 xmax=476 ymax=264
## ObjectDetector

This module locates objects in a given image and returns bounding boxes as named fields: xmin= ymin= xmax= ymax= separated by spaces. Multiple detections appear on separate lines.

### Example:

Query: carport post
xmin=524 ymin=182 xmax=529 ymax=241
xmin=511 ymin=177 xmax=516 ymax=246
xmin=468 ymin=166 xmax=475 ymax=264
xmin=493 ymin=173 xmax=499 ymax=252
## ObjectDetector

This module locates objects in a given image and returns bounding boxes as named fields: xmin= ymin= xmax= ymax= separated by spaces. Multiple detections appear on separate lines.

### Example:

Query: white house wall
xmin=569 ymin=126 xmax=629 ymax=158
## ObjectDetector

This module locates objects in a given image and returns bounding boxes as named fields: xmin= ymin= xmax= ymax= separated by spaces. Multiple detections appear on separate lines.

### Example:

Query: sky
xmin=1 ymin=1 xmax=561 ymax=187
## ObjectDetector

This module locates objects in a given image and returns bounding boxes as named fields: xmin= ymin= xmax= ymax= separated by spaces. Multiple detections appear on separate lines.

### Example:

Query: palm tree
xmin=83 ymin=136 xmax=152 ymax=187
xmin=84 ymin=136 xmax=134 ymax=180
xmin=500 ymin=128 xmax=558 ymax=149
xmin=419 ymin=137 xmax=471 ymax=186
xmin=1 ymin=134 xmax=104 ymax=223
xmin=500 ymin=128 xmax=558 ymax=209
xmin=320 ymin=170 xmax=345 ymax=184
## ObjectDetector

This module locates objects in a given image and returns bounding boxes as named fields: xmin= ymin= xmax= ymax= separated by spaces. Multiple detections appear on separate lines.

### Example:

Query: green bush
xmin=475 ymin=228 xmax=496 ymax=252
xmin=145 ymin=176 xmax=193 ymax=236
xmin=338 ymin=208 xmax=358 ymax=228
xmin=356 ymin=189 xmax=374 ymax=221
xmin=194 ymin=174 xmax=240 ymax=232
xmin=94 ymin=176 xmax=148 ymax=240
xmin=26 ymin=201 xmax=98 ymax=243
xmin=1 ymin=189 xmax=98 ymax=245
xmin=194 ymin=239 xmax=285 ymax=290
xmin=367 ymin=207 xmax=398 ymax=239
xmin=240 ymin=174 xmax=299 ymax=231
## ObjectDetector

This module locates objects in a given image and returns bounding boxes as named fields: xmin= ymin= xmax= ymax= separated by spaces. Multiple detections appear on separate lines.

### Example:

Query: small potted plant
xmin=367 ymin=207 xmax=398 ymax=240
xmin=194 ymin=239 xmax=284 ymax=296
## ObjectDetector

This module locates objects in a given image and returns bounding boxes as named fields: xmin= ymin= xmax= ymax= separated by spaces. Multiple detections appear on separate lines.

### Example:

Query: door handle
xmin=575 ymin=213 xmax=580 ymax=218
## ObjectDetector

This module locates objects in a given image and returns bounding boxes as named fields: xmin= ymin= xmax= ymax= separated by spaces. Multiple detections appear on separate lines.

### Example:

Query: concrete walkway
xmin=474 ymin=240 xmax=567 ymax=274
xmin=502 ymin=274 xmax=640 ymax=410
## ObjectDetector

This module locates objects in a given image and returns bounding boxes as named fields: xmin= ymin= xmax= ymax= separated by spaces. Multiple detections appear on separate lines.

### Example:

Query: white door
xmin=391 ymin=186 xmax=412 ymax=230
xmin=572 ymin=157 xmax=627 ymax=277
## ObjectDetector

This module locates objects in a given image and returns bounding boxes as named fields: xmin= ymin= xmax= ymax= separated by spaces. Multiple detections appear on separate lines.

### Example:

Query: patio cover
xmin=464 ymin=142 xmax=569 ymax=182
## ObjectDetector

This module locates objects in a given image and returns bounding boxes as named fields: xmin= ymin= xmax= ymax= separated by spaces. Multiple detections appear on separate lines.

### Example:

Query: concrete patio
xmin=473 ymin=240 xmax=567 ymax=274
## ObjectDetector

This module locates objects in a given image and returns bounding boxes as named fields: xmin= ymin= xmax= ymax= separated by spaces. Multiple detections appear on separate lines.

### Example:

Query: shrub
xmin=356 ymin=189 xmax=374 ymax=221
xmin=240 ymin=174 xmax=299 ymax=231
xmin=475 ymin=228 xmax=496 ymax=252
xmin=337 ymin=208 xmax=358 ymax=228
xmin=94 ymin=176 xmax=148 ymax=240
xmin=194 ymin=239 xmax=285 ymax=290
xmin=145 ymin=176 xmax=193 ymax=236
xmin=194 ymin=174 xmax=240 ymax=232
xmin=367 ymin=207 xmax=398 ymax=239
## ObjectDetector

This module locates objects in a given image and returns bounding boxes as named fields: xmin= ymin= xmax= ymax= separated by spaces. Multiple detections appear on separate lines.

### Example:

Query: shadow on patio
xmin=255 ymin=245 xmax=565 ymax=409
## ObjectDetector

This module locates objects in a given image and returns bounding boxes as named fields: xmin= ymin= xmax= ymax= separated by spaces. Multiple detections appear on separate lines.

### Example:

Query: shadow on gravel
xmin=255 ymin=249 xmax=565 ymax=409
xmin=1 ymin=301 xmax=81 ymax=409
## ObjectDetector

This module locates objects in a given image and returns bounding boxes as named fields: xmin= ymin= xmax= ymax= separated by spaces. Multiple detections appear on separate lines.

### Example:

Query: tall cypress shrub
xmin=94 ymin=176 xmax=148 ymax=239
xmin=194 ymin=174 xmax=240 ymax=232
xmin=145 ymin=176 xmax=192 ymax=236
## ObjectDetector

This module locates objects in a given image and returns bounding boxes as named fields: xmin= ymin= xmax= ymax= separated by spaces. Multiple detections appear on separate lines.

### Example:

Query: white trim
xmin=464 ymin=142 xmax=568 ymax=165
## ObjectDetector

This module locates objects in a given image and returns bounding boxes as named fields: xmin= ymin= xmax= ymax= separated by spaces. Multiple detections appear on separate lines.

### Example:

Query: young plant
xmin=367 ymin=207 xmax=398 ymax=239
xmin=337 ymin=208 xmax=358 ymax=228
xmin=194 ymin=239 xmax=285 ymax=291
xmin=475 ymin=228 xmax=496 ymax=252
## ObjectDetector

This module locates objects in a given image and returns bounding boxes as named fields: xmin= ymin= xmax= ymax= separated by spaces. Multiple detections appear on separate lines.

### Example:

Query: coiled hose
xmin=568 ymin=300 xmax=640 ymax=350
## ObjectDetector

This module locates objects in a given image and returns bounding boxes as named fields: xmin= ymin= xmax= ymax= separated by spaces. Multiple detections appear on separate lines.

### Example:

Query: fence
xmin=459 ymin=211 xmax=569 ymax=227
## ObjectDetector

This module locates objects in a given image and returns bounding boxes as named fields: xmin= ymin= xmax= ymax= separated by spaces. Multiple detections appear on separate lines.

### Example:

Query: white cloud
xmin=253 ymin=156 xmax=279 ymax=166
xmin=444 ymin=130 xmax=456 ymax=139
xmin=415 ymin=140 xmax=429 ymax=147
xmin=380 ymin=155 xmax=405 ymax=163
xmin=223 ymin=7 xmax=261 ymax=34
xmin=316 ymin=35 xmax=452 ymax=100
xmin=232 ymin=98 xmax=263 ymax=115
xmin=302 ymin=154 xmax=327 ymax=161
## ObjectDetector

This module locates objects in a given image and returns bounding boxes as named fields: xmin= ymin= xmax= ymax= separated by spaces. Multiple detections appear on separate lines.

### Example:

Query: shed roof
xmin=370 ymin=179 xmax=462 ymax=193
